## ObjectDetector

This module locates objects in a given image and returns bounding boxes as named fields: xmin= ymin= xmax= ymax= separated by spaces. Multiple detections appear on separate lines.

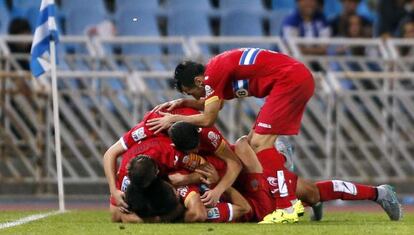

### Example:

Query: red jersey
xmin=203 ymin=48 xmax=302 ymax=105
xmin=122 ymin=107 xmax=226 ymax=154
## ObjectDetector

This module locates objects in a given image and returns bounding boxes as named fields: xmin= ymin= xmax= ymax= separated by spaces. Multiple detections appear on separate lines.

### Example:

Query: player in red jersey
xmin=103 ymin=108 xmax=241 ymax=222
xmin=147 ymin=48 xmax=314 ymax=223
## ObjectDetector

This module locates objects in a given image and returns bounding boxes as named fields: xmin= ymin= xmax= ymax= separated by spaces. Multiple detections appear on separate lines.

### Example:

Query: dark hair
xmin=168 ymin=121 xmax=200 ymax=152
xmin=125 ymin=178 xmax=182 ymax=219
xmin=127 ymin=155 xmax=158 ymax=188
xmin=174 ymin=61 xmax=205 ymax=92
xmin=8 ymin=18 xmax=31 ymax=35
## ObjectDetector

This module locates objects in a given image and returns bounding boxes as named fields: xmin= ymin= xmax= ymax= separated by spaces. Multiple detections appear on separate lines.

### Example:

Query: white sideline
xmin=0 ymin=210 xmax=64 ymax=230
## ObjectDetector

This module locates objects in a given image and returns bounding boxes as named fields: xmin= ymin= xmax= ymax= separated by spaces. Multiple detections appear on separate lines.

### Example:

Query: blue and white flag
xmin=30 ymin=0 xmax=59 ymax=78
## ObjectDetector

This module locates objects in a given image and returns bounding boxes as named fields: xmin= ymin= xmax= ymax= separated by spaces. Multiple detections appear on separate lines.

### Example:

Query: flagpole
xmin=49 ymin=39 xmax=65 ymax=212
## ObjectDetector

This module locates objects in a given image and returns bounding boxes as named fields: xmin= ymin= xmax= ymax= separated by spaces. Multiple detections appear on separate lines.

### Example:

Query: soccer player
xmin=103 ymin=108 xmax=241 ymax=222
xmin=147 ymin=48 xmax=314 ymax=223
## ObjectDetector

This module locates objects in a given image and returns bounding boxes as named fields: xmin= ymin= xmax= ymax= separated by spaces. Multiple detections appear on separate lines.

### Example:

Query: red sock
xmin=256 ymin=147 xmax=297 ymax=209
xmin=316 ymin=180 xmax=377 ymax=201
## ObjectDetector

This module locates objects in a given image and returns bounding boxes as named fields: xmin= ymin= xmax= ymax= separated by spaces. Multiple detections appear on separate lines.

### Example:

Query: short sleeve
xmin=199 ymin=126 xmax=225 ymax=154
xmin=204 ymin=62 xmax=228 ymax=105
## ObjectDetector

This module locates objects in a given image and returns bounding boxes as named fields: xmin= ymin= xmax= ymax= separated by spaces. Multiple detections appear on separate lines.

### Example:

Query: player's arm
xmin=147 ymin=99 xmax=221 ymax=133
xmin=168 ymin=172 xmax=203 ymax=187
xmin=103 ymin=140 xmax=128 ymax=208
xmin=200 ymin=141 xmax=242 ymax=206
xmin=224 ymin=187 xmax=252 ymax=220
xmin=153 ymin=98 xmax=206 ymax=112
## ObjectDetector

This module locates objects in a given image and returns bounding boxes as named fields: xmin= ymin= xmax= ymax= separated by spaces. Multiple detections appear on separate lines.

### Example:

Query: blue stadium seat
xmin=269 ymin=9 xmax=292 ymax=36
xmin=61 ymin=0 xmax=107 ymax=15
xmin=65 ymin=7 xmax=107 ymax=35
xmin=220 ymin=0 xmax=265 ymax=11
xmin=11 ymin=0 xmax=41 ymax=17
xmin=323 ymin=0 xmax=342 ymax=20
xmin=168 ymin=9 xmax=211 ymax=36
xmin=115 ymin=0 xmax=159 ymax=11
xmin=167 ymin=9 xmax=211 ymax=54
xmin=272 ymin=0 xmax=295 ymax=10
xmin=220 ymin=9 xmax=265 ymax=51
xmin=115 ymin=8 xmax=164 ymax=70
xmin=165 ymin=0 xmax=212 ymax=11
xmin=0 ymin=0 xmax=10 ymax=34
xmin=221 ymin=9 xmax=263 ymax=36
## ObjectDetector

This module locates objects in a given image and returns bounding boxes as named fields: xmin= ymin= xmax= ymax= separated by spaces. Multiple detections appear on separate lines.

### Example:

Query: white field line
xmin=0 ymin=210 xmax=65 ymax=230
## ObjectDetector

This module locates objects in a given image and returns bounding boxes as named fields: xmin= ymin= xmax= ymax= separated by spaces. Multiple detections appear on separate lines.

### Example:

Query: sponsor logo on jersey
xmin=207 ymin=131 xmax=220 ymax=148
xmin=131 ymin=127 xmax=146 ymax=142
xmin=207 ymin=207 xmax=220 ymax=219
xmin=177 ymin=186 xmax=189 ymax=198
xmin=121 ymin=176 xmax=130 ymax=192
xmin=258 ymin=122 xmax=272 ymax=129
xmin=205 ymin=85 xmax=214 ymax=98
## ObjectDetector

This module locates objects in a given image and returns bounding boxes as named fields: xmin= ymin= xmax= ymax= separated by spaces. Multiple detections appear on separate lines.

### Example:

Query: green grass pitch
xmin=1 ymin=210 xmax=413 ymax=235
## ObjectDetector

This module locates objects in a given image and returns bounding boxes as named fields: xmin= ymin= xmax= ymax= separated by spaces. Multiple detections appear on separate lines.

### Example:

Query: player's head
xmin=127 ymin=155 xmax=159 ymax=188
xmin=174 ymin=61 xmax=206 ymax=100
xmin=168 ymin=121 xmax=200 ymax=153
xmin=126 ymin=178 xmax=184 ymax=221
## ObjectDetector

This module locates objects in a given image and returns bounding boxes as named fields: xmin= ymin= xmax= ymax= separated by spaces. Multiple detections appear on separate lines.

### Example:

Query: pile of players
xmin=103 ymin=48 xmax=402 ymax=223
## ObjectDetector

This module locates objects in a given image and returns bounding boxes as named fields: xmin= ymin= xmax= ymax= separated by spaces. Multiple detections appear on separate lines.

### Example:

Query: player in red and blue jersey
xmin=147 ymin=48 xmax=314 ymax=223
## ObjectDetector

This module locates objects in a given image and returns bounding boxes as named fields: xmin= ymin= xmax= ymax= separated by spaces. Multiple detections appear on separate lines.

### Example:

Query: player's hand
xmin=168 ymin=172 xmax=186 ymax=186
xmin=146 ymin=111 xmax=175 ymax=134
xmin=200 ymin=189 xmax=221 ymax=207
xmin=112 ymin=190 xmax=129 ymax=210
xmin=152 ymin=99 xmax=184 ymax=113
xmin=195 ymin=163 xmax=219 ymax=185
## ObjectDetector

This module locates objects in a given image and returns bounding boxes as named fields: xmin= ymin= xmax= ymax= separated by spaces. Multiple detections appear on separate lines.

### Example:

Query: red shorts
xmin=253 ymin=64 xmax=314 ymax=135
xmin=236 ymin=173 xmax=274 ymax=222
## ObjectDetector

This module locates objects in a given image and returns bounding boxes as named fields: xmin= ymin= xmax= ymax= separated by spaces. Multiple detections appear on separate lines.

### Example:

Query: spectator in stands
xmin=330 ymin=0 xmax=372 ymax=37
xmin=377 ymin=0 xmax=414 ymax=38
xmin=8 ymin=18 xmax=31 ymax=70
xmin=280 ymin=0 xmax=331 ymax=55
xmin=399 ymin=19 xmax=414 ymax=56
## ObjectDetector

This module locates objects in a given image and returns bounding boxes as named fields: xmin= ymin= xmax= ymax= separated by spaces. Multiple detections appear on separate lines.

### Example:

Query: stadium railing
xmin=1 ymin=35 xmax=414 ymax=194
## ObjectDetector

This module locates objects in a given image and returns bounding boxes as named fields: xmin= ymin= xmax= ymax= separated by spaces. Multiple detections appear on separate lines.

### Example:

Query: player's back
xmin=205 ymin=48 xmax=303 ymax=99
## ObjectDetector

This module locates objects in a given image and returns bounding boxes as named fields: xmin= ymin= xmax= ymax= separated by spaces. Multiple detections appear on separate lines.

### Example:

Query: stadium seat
xmin=167 ymin=9 xmax=211 ymax=54
xmin=61 ymin=0 xmax=107 ymax=15
xmin=220 ymin=9 xmax=265 ymax=51
xmin=65 ymin=7 xmax=107 ymax=35
xmin=220 ymin=0 xmax=265 ymax=11
xmin=269 ymin=9 xmax=292 ymax=36
xmin=165 ymin=0 xmax=212 ymax=11
xmin=115 ymin=0 xmax=159 ymax=12
xmin=272 ymin=0 xmax=295 ymax=10
xmin=11 ymin=0 xmax=41 ymax=17
xmin=0 ymin=0 xmax=10 ymax=34
xmin=115 ymin=8 xmax=165 ymax=70
xmin=323 ymin=0 xmax=342 ymax=20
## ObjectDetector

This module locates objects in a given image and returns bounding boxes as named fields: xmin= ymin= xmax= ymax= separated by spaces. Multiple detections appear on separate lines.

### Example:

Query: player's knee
xmin=307 ymin=184 xmax=321 ymax=205
xmin=235 ymin=136 xmax=249 ymax=152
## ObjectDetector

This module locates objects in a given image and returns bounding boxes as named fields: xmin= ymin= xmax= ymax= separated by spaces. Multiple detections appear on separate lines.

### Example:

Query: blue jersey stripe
xmin=249 ymin=48 xmax=260 ymax=64
xmin=239 ymin=49 xmax=251 ymax=65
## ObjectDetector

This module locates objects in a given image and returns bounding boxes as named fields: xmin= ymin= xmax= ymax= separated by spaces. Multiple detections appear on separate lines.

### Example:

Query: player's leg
xmin=234 ymin=135 xmax=263 ymax=174
xmin=316 ymin=180 xmax=402 ymax=221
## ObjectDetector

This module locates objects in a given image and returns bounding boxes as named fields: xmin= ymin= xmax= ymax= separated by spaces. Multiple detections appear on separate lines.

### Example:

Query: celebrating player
xmin=147 ymin=48 xmax=314 ymax=223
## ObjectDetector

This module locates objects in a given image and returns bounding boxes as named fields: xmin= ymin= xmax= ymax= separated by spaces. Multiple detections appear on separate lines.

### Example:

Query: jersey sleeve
xmin=199 ymin=126 xmax=226 ymax=154
xmin=119 ymin=112 xmax=159 ymax=150
xmin=203 ymin=62 xmax=229 ymax=105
